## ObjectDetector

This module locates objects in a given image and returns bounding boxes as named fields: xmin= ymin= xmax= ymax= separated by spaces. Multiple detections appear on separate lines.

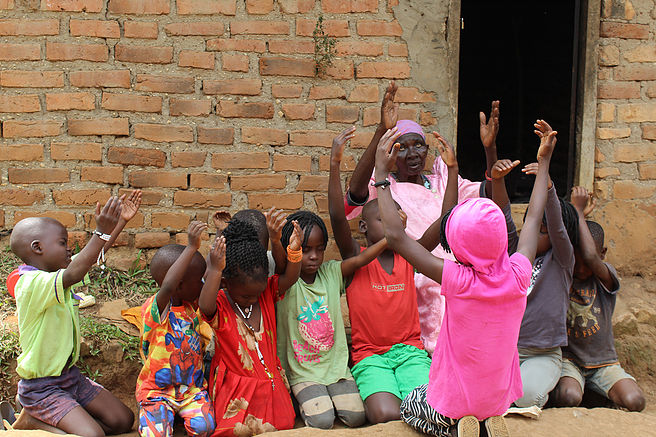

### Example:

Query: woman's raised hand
xmin=381 ymin=81 xmax=399 ymax=130
xmin=374 ymin=127 xmax=403 ymax=176
xmin=433 ymin=132 xmax=457 ymax=169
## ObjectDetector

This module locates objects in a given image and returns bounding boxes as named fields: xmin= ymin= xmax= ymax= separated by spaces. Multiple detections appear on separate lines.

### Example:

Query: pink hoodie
xmin=426 ymin=198 xmax=532 ymax=420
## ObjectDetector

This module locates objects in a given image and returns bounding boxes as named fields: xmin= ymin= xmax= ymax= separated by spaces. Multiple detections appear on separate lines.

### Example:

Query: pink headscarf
xmin=395 ymin=119 xmax=425 ymax=140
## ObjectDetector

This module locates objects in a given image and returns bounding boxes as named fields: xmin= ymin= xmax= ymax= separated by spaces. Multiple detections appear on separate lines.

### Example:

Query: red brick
xmin=231 ymin=174 xmax=286 ymax=190
xmin=231 ymin=20 xmax=288 ymax=35
xmin=118 ymin=188 xmax=164 ymax=205
xmin=69 ymin=118 xmax=129 ymax=136
xmin=108 ymin=0 xmax=169 ymax=14
xmin=14 ymin=210 xmax=76 ymax=227
xmin=260 ymin=57 xmax=315 ymax=77
xmin=357 ymin=61 xmax=409 ymax=78
xmin=197 ymin=127 xmax=234 ymax=144
xmin=335 ymin=41 xmax=383 ymax=56
xmin=190 ymin=173 xmax=228 ymax=189
xmin=108 ymin=146 xmax=166 ymax=167
xmin=638 ymin=163 xmax=656 ymax=180
xmin=134 ymin=123 xmax=193 ymax=142
xmin=279 ymin=0 xmax=314 ymax=13
xmin=309 ymin=85 xmax=346 ymax=100
xmin=165 ymin=22 xmax=224 ymax=36
xmin=46 ymin=92 xmax=94 ymax=111
xmin=600 ymin=22 xmax=649 ymax=39
xmin=101 ymin=93 xmax=162 ymax=112
xmin=613 ymin=180 xmax=656 ymax=199
xmin=179 ymin=50 xmax=215 ymax=69
xmin=217 ymin=101 xmax=273 ymax=118
xmin=0 ymin=71 xmax=64 ymax=88
xmin=171 ymin=151 xmax=207 ymax=167
xmin=642 ymin=125 xmax=656 ymax=140
xmin=0 ymin=94 xmax=41 ymax=112
xmin=81 ymin=166 xmax=124 ymax=184
xmin=0 ymin=189 xmax=45 ymax=206
xmin=0 ymin=19 xmax=59 ymax=36
xmin=272 ymin=84 xmax=303 ymax=98
xmin=177 ymin=0 xmax=236 ymax=15
xmin=41 ymin=0 xmax=102 ymax=12
xmin=135 ymin=232 xmax=170 ymax=248
xmin=357 ymin=20 xmax=402 ymax=36
xmin=115 ymin=44 xmax=172 ymax=64
xmin=290 ymin=130 xmax=336 ymax=147
xmin=597 ymin=82 xmax=640 ymax=100
xmin=3 ymin=121 xmax=62 ymax=138
xmin=136 ymin=74 xmax=194 ymax=93
xmin=130 ymin=170 xmax=187 ymax=188
xmin=70 ymin=19 xmax=119 ymax=38
xmin=268 ymin=39 xmax=314 ymax=54
xmin=349 ymin=130 xmax=375 ymax=148
xmin=0 ymin=43 xmax=40 ymax=61
xmin=206 ymin=38 xmax=265 ymax=52
xmin=203 ymin=79 xmax=261 ymax=96
xmin=388 ymin=42 xmax=407 ymax=57
xmin=613 ymin=144 xmax=656 ymax=162
xmin=70 ymin=70 xmax=130 ymax=88
xmin=124 ymin=21 xmax=158 ymax=38
xmin=151 ymin=212 xmax=190 ymax=229
xmin=273 ymin=154 xmax=311 ymax=172
xmin=170 ymin=98 xmax=212 ymax=116
xmin=420 ymin=111 xmax=436 ymax=126
xmin=297 ymin=175 xmax=328 ymax=191
xmin=246 ymin=0 xmax=273 ymax=13
xmin=174 ymin=191 xmax=232 ymax=207
xmin=394 ymin=87 xmax=434 ymax=103
xmin=0 ymin=144 xmax=43 ymax=161
xmin=618 ymin=103 xmax=656 ymax=122
xmin=211 ymin=152 xmax=269 ymax=169
xmin=248 ymin=193 xmax=303 ymax=210
xmin=84 ymin=211 xmax=144 ymax=229
xmin=348 ymin=84 xmax=378 ymax=102
xmin=8 ymin=168 xmax=69 ymax=184
xmin=363 ymin=106 xmax=415 ymax=125
xmin=46 ymin=42 xmax=107 ymax=62
xmin=242 ymin=127 xmax=288 ymax=145
xmin=0 ymin=0 xmax=12 ymax=8
xmin=296 ymin=18 xmax=349 ymax=37
xmin=614 ymin=65 xmax=656 ymax=81
xmin=222 ymin=53 xmax=249 ymax=71
xmin=51 ymin=142 xmax=102 ymax=161
xmin=319 ymin=154 xmax=356 ymax=171
xmin=322 ymin=0 xmax=377 ymax=12
xmin=325 ymin=59 xmax=354 ymax=79
xmin=326 ymin=105 xmax=359 ymax=123
xmin=282 ymin=103 xmax=315 ymax=120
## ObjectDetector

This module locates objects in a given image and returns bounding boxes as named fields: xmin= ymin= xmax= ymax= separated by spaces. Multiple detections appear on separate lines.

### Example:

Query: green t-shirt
xmin=15 ymin=265 xmax=89 ymax=379
xmin=276 ymin=260 xmax=351 ymax=386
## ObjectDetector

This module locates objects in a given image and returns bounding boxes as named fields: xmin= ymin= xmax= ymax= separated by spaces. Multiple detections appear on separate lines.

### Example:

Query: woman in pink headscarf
xmin=345 ymin=82 xmax=501 ymax=354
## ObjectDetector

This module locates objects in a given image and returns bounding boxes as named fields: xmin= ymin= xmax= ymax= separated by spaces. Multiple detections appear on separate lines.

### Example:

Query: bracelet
xmin=93 ymin=230 xmax=112 ymax=241
xmin=485 ymin=170 xmax=493 ymax=182
xmin=373 ymin=180 xmax=391 ymax=189
xmin=287 ymin=247 xmax=303 ymax=263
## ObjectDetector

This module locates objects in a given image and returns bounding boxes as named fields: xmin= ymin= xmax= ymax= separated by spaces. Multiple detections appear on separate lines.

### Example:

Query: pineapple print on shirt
xmin=295 ymin=296 xmax=335 ymax=362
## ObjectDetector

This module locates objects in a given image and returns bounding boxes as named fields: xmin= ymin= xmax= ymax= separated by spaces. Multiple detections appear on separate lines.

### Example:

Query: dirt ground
xmin=3 ymin=275 xmax=656 ymax=436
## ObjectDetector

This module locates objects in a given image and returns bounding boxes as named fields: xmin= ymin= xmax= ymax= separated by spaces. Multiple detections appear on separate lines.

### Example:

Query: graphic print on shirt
xmin=296 ymin=296 xmax=334 ymax=353
xmin=526 ymin=257 xmax=544 ymax=296
xmin=567 ymin=286 xmax=601 ymax=339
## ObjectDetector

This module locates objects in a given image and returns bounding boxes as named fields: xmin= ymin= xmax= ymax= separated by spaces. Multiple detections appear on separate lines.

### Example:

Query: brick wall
xmin=0 ymin=0 xmax=438 ymax=260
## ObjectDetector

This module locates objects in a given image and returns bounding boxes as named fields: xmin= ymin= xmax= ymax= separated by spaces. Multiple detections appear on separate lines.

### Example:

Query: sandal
xmin=0 ymin=401 xmax=16 ymax=429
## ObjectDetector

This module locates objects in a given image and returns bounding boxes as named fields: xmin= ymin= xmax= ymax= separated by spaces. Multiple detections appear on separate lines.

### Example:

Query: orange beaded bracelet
xmin=287 ymin=247 xmax=303 ymax=263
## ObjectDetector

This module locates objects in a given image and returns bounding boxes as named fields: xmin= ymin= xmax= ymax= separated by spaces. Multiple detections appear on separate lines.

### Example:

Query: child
xmin=275 ymin=211 xmax=388 ymax=429
xmin=328 ymin=127 xmax=432 ymax=424
xmin=376 ymin=122 xmax=555 ymax=437
xmin=199 ymin=218 xmax=303 ymax=436
xmin=10 ymin=194 xmax=139 ymax=436
xmin=513 ymin=161 xmax=579 ymax=409
xmin=552 ymin=187 xmax=646 ymax=412
xmin=137 ymin=221 xmax=216 ymax=437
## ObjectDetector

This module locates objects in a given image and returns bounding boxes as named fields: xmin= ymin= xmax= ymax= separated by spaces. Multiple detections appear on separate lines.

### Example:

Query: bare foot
xmin=12 ymin=409 xmax=66 ymax=434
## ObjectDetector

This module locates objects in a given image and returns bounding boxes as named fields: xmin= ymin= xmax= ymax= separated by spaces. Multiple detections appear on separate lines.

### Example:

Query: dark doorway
xmin=456 ymin=0 xmax=582 ymax=201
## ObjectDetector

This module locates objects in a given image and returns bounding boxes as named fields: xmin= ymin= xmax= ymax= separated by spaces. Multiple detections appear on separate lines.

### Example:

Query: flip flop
xmin=0 ymin=401 xmax=17 ymax=426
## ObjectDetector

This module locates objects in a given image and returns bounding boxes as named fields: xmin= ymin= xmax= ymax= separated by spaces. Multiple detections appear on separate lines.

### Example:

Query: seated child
xmin=328 ymin=127 xmax=431 ymax=424
xmin=199 ymin=218 xmax=303 ymax=436
xmin=10 ymin=194 xmax=138 ymax=436
xmin=137 ymin=221 xmax=216 ymax=437
xmin=276 ymin=211 xmax=389 ymax=429
xmin=551 ymin=187 xmax=646 ymax=412
xmin=376 ymin=122 xmax=555 ymax=437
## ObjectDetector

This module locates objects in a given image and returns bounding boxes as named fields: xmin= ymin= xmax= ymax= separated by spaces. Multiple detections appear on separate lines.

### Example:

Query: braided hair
xmin=522 ymin=196 xmax=580 ymax=247
xmin=585 ymin=220 xmax=604 ymax=251
xmin=280 ymin=211 xmax=328 ymax=250
xmin=222 ymin=219 xmax=268 ymax=283
xmin=439 ymin=206 xmax=455 ymax=254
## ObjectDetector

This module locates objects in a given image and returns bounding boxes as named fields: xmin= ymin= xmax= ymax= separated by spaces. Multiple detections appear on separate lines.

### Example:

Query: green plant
xmin=80 ymin=316 xmax=140 ymax=362
xmin=313 ymin=14 xmax=336 ymax=76
xmin=87 ymin=251 xmax=157 ymax=306
xmin=0 ymin=329 xmax=20 ymax=401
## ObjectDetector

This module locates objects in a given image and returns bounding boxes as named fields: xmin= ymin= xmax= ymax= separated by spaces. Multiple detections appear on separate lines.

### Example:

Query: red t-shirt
xmin=346 ymin=248 xmax=424 ymax=365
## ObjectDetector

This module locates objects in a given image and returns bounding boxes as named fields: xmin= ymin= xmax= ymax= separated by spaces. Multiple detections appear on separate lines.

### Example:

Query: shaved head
xmin=10 ymin=217 xmax=65 ymax=263
xmin=150 ymin=244 xmax=206 ymax=286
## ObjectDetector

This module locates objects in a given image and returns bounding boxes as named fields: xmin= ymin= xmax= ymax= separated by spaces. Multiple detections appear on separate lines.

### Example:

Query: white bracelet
xmin=93 ymin=230 xmax=111 ymax=241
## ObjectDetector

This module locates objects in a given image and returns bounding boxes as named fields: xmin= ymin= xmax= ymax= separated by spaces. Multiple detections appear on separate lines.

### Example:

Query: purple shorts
xmin=17 ymin=365 xmax=104 ymax=426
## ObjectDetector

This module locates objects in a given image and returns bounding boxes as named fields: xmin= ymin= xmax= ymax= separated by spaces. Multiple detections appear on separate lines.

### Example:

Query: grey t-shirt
xmin=563 ymin=263 xmax=620 ymax=367
xmin=518 ymin=186 xmax=575 ymax=349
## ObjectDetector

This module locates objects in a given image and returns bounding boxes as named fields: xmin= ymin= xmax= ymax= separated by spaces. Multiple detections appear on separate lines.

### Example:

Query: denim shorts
xmin=561 ymin=358 xmax=635 ymax=397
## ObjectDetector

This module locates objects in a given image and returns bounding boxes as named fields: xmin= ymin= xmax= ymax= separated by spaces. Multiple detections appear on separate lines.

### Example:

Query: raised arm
xmin=156 ymin=221 xmax=206 ymax=313
xmin=62 ymin=197 xmax=121 ymax=289
xmin=570 ymin=187 xmax=615 ymax=290
xmin=266 ymin=207 xmax=287 ymax=274
xmin=340 ymin=237 xmax=387 ymax=277
xmin=480 ymin=100 xmax=500 ymax=197
xmin=329 ymin=127 xmax=360 ymax=260
xmin=103 ymin=189 xmax=142 ymax=252
xmin=278 ymin=221 xmax=303 ymax=294
xmin=199 ymin=235 xmax=226 ymax=320
xmin=516 ymin=120 xmax=557 ymax=264
xmin=374 ymin=128 xmax=446 ymax=284
xmin=490 ymin=159 xmax=521 ymax=254
xmin=348 ymin=81 xmax=398 ymax=202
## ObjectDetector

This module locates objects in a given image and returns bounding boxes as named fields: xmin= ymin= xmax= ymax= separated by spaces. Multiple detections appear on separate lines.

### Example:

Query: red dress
xmin=206 ymin=275 xmax=295 ymax=437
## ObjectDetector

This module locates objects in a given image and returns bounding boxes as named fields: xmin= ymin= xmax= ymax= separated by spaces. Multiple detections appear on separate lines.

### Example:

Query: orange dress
xmin=205 ymin=275 xmax=295 ymax=437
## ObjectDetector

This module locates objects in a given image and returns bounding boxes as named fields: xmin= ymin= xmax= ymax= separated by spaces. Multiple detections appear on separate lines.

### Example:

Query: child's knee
xmin=620 ymin=390 xmax=646 ymax=412
xmin=107 ymin=405 xmax=134 ymax=433
xmin=304 ymin=409 xmax=335 ymax=429
xmin=186 ymin=415 xmax=216 ymax=437
xmin=554 ymin=385 xmax=582 ymax=407
xmin=337 ymin=408 xmax=366 ymax=428
xmin=514 ymin=386 xmax=549 ymax=408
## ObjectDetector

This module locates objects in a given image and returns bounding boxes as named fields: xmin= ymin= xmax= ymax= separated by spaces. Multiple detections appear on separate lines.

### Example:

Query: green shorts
xmin=561 ymin=358 xmax=635 ymax=397
xmin=351 ymin=343 xmax=431 ymax=402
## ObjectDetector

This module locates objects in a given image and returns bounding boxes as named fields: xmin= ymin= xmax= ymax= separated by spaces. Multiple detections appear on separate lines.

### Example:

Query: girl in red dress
xmin=199 ymin=219 xmax=303 ymax=437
